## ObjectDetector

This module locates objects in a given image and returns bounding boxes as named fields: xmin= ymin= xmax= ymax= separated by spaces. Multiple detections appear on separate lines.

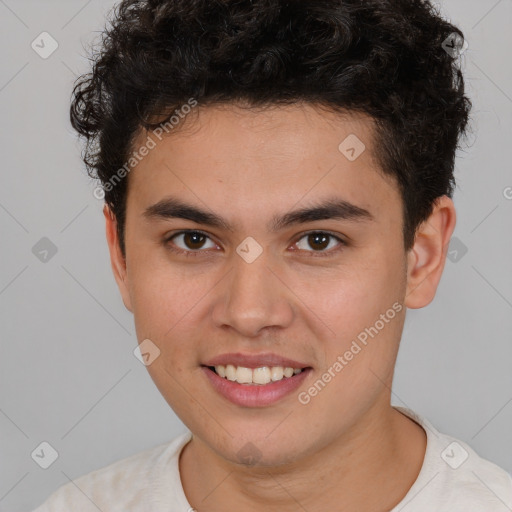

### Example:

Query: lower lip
xmin=202 ymin=366 xmax=312 ymax=407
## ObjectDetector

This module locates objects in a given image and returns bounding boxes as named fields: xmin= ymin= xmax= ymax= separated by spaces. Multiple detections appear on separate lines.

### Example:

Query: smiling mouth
xmin=205 ymin=364 xmax=308 ymax=385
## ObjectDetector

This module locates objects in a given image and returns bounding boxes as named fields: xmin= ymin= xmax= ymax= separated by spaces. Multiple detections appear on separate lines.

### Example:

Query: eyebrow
xmin=142 ymin=196 xmax=374 ymax=232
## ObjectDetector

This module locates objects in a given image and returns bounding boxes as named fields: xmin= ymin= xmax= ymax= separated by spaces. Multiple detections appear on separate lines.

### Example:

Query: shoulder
xmin=31 ymin=431 xmax=192 ymax=512
xmin=395 ymin=407 xmax=512 ymax=511
xmin=436 ymin=435 xmax=512 ymax=509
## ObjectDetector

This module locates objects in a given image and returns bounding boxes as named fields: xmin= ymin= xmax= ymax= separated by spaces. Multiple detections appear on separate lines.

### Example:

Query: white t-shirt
xmin=32 ymin=407 xmax=512 ymax=511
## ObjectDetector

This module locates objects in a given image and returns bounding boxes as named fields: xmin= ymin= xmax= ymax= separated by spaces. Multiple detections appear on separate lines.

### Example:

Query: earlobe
xmin=404 ymin=195 xmax=456 ymax=309
xmin=103 ymin=205 xmax=133 ymax=312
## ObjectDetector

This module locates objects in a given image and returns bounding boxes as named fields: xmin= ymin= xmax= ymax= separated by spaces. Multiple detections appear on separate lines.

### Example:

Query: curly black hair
xmin=70 ymin=0 xmax=471 ymax=258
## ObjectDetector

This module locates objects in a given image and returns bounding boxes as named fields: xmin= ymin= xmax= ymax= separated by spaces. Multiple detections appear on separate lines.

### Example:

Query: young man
xmin=33 ymin=0 xmax=512 ymax=510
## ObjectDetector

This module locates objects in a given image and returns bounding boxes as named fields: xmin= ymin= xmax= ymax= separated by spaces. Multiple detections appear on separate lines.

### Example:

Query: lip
xmin=202 ymin=365 xmax=312 ymax=407
xmin=202 ymin=352 xmax=310 ymax=369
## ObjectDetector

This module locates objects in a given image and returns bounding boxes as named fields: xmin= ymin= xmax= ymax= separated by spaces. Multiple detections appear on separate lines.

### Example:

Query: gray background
xmin=0 ymin=1 xmax=511 ymax=510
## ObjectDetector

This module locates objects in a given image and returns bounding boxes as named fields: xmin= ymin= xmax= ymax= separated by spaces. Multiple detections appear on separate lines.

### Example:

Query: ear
xmin=404 ymin=195 xmax=456 ymax=309
xmin=103 ymin=204 xmax=133 ymax=312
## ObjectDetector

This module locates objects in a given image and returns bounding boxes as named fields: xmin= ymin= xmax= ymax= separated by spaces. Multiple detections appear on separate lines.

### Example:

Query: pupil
xmin=186 ymin=232 xmax=205 ymax=249
xmin=309 ymin=233 xmax=329 ymax=250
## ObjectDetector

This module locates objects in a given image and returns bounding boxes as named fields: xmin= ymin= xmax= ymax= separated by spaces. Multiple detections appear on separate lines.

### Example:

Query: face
xmin=107 ymin=103 xmax=415 ymax=466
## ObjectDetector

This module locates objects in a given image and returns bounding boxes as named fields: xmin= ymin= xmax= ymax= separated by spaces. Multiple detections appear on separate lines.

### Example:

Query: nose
xmin=211 ymin=248 xmax=294 ymax=338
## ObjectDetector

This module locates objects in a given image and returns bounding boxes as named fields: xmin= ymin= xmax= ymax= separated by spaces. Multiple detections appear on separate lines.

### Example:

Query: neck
xmin=179 ymin=401 xmax=426 ymax=512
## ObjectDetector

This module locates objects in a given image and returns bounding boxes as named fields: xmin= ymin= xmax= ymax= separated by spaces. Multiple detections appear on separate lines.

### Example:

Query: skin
xmin=104 ymin=103 xmax=456 ymax=512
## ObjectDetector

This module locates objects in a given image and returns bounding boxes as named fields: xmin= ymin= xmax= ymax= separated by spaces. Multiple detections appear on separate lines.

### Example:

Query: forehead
xmin=141 ymin=103 xmax=378 ymax=164
xmin=126 ymin=103 xmax=400 ymax=224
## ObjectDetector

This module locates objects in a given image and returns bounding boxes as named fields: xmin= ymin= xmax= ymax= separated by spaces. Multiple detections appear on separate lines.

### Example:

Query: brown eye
xmin=166 ymin=231 xmax=217 ymax=254
xmin=182 ymin=232 xmax=207 ymax=250
xmin=308 ymin=233 xmax=329 ymax=250
xmin=295 ymin=232 xmax=345 ymax=254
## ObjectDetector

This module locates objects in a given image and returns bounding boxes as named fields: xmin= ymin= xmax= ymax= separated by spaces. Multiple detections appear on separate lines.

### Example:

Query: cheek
xmin=317 ymin=252 xmax=404 ymax=331
xmin=126 ymin=260 xmax=211 ymax=413
xmin=310 ymin=249 xmax=406 ymax=382
xmin=127 ymin=256 xmax=220 ymax=367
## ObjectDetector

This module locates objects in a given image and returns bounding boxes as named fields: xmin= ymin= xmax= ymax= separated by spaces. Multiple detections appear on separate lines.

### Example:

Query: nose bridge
xmin=212 ymin=247 xmax=293 ymax=336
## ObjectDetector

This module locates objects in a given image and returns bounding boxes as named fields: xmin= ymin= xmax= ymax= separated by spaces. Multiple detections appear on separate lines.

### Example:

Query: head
xmin=70 ymin=0 xmax=471 ymax=466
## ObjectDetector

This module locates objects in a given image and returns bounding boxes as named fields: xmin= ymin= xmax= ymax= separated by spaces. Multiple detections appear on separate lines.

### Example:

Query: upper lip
xmin=202 ymin=352 xmax=310 ymax=369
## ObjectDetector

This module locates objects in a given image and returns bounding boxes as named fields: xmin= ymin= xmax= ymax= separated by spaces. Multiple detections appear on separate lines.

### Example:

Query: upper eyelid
xmin=166 ymin=229 xmax=219 ymax=246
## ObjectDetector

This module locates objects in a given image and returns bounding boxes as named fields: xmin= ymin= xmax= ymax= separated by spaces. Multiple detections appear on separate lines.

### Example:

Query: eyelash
xmin=163 ymin=230 xmax=347 ymax=258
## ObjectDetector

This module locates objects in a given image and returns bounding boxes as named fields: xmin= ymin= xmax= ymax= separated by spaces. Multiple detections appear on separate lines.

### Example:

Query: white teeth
xmin=213 ymin=365 xmax=303 ymax=385
xmin=271 ymin=366 xmax=284 ymax=381
xmin=253 ymin=367 xmax=271 ymax=385
xmin=235 ymin=366 xmax=253 ymax=384
xmin=225 ymin=364 xmax=237 ymax=381
xmin=283 ymin=367 xmax=294 ymax=378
